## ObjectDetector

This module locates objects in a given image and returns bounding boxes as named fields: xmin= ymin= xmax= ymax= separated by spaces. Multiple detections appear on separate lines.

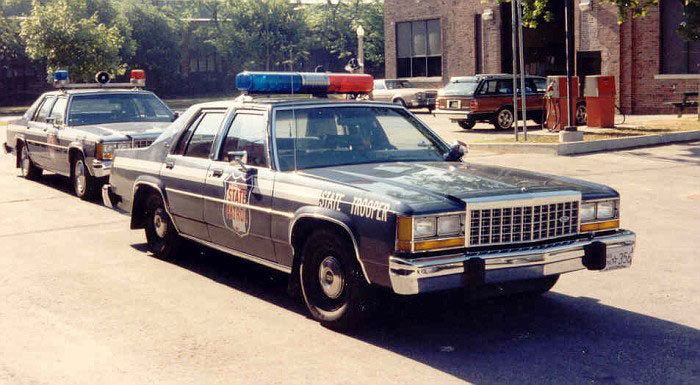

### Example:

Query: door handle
xmin=211 ymin=168 xmax=223 ymax=177
xmin=165 ymin=161 xmax=175 ymax=169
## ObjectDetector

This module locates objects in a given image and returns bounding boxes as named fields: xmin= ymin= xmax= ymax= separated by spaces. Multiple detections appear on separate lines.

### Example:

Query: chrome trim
xmin=165 ymin=186 xmax=294 ymax=218
xmin=131 ymin=181 xmax=180 ymax=233
xmin=25 ymin=138 xmax=69 ymax=150
xmin=102 ymin=184 xmax=114 ymax=208
xmin=180 ymin=233 xmax=292 ymax=274
xmin=91 ymin=159 xmax=112 ymax=177
xmin=288 ymin=213 xmax=372 ymax=285
xmin=389 ymin=229 xmax=636 ymax=295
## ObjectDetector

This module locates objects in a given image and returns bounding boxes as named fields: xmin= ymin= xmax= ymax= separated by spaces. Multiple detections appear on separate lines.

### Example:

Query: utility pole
xmin=564 ymin=0 xmax=576 ymax=132
xmin=517 ymin=0 xmax=527 ymax=140
xmin=511 ymin=0 xmax=519 ymax=141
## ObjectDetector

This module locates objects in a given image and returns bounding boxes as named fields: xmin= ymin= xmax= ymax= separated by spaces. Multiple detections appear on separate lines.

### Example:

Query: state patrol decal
xmin=222 ymin=173 xmax=252 ymax=237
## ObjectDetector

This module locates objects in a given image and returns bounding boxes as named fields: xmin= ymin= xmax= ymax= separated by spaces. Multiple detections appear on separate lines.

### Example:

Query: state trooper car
xmin=103 ymin=71 xmax=635 ymax=330
xmin=3 ymin=70 xmax=175 ymax=199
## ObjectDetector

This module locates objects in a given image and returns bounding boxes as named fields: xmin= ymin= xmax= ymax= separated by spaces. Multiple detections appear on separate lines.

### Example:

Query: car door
xmin=372 ymin=80 xmax=390 ymax=101
xmin=25 ymin=96 xmax=56 ymax=168
xmin=45 ymin=96 xmax=70 ymax=174
xmin=203 ymin=110 xmax=276 ymax=262
xmin=161 ymin=109 xmax=226 ymax=241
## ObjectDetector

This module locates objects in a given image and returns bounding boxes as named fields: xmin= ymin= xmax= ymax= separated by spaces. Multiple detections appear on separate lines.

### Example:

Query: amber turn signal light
xmin=580 ymin=220 xmax=619 ymax=232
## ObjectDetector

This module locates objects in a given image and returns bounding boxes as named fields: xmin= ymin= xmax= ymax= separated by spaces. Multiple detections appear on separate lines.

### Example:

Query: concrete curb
xmin=470 ymin=130 xmax=700 ymax=156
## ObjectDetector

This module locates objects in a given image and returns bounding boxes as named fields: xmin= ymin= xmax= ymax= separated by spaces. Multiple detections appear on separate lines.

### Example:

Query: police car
xmin=102 ymin=71 xmax=635 ymax=330
xmin=3 ymin=70 xmax=175 ymax=199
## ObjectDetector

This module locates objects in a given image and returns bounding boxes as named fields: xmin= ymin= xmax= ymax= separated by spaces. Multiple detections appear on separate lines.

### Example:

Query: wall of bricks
xmin=385 ymin=0 xmax=699 ymax=115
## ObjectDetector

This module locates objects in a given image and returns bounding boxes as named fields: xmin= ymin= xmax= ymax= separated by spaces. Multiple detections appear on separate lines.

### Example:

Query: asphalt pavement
xmin=1 ymin=118 xmax=699 ymax=384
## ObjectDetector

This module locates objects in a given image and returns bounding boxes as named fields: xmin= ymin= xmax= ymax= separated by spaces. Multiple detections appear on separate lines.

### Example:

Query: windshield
xmin=385 ymin=80 xmax=414 ymax=89
xmin=67 ymin=93 xmax=174 ymax=126
xmin=438 ymin=78 xmax=479 ymax=96
xmin=274 ymin=106 xmax=447 ymax=171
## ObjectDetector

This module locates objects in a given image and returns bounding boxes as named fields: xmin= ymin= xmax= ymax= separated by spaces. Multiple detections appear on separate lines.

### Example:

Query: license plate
xmin=603 ymin=244 xmax=634 ymax=271
xmin=448 ymin=100 xmax=461 ymax=109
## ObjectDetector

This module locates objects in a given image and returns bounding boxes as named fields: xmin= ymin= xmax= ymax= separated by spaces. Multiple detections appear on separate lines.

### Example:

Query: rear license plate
xmin=603 ymin=244 xmax=633 ymax=271
xmin=448 ymin=100 xmax=461 ymax=109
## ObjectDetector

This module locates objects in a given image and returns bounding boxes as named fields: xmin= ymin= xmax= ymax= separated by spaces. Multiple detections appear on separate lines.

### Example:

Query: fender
xmin=13 ymin=135 xmax=26 ymax=167
xmin=130 ymin=176 xmax=179 ymax=232
xmin=288 ymin=206 xmax=371 ymax=284
xmin=67 ymin=143 xmax=91 ymax=175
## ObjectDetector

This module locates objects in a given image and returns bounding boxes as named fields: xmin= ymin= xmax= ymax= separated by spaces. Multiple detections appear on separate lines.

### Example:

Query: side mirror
xmin=227 ymin=150 xmax=248 ymax=171
xmin=45 ymin=117 xmax=56 ymax=125
xmin=445 ymin=140 xmax=468 ymax=161
xmin=172 ymin=111 xmax=180 ymax=121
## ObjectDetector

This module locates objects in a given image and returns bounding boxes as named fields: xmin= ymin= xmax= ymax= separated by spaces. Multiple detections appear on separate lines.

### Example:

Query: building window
xmin=475 ymin=14 xmax=483 ymax=74
xmin=661 ymin=0 xmax=700 ymax=74
xmin=397 ymin=19 xmax=442 ymax=78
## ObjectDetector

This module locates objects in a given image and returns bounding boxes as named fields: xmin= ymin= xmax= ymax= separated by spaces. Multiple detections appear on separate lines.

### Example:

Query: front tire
xmin=144 ymin=194 xmax=180 ymax=259
xmin=19 ymin=144 xmax=42 ymax=180
xmin=71 ymin=154 xmax=96 ymax=200
xmin=299 ymin=229 xmax=371 ymax=330
xmin=493 ymin=107 xmax=514 ymax=130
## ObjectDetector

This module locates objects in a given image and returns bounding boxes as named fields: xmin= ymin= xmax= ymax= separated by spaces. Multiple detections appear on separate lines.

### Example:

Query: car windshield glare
xmin=67 ymin=93 xmax=174 ymax=126
xmin=439 ymin=79 xmax=479 ymax=96
xmin=274 ymin=106 xmax=447 ymax=171
xmin=386 ymin=80 xmax=414 ymax=89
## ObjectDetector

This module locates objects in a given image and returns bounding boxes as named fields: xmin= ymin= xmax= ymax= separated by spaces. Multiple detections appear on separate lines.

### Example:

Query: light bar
xmin=235 ymin=71 xmax=373 ymax=95
xmin=54 ymin=70 xmax=69 ymax=86
xmin=130 ymin=69 xmax=146 ymax=87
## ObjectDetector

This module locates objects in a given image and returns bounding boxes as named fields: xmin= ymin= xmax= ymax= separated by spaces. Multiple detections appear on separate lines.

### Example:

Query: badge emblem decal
xmin=222 ymin=173 xmax=252 ymax=237
xmin=559 ymin=215 xmax=570 ymax=223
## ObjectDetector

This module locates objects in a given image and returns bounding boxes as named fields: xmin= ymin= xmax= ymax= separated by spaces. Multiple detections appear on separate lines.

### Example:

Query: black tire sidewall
xmin=458 ymin=119 xmax=476 ymax=130
xmin=493 ymin=107 xmax=514 ymax=130
xmin=299 ymin=229 xmax=368 ymax=329
xmin=71 ymin=154 xmax=94 ymax=200
xmin=144 ymin=194 xmax=179 ymax=259
xmin=20 ymin=145 xmax=42 ymax=180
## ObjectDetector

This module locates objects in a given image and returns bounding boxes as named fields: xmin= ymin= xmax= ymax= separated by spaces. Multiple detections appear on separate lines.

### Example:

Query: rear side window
xmin=34 ymin=96 xmax=56 ymax=122
xmin=174 ymin=110 xmax=225 ymax=158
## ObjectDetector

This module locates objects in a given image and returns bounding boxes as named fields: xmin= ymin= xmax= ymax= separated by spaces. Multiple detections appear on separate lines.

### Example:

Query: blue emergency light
xmin=54 ymin=70 xmax=69 ymax=86
xmin=235 ymin=71 xmax=373 ymax=94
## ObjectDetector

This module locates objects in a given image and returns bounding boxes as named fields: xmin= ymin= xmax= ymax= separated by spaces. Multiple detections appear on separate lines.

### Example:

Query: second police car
xmin=3 ymin=70 xmax=176 ymax=199
xmin=103 ymin=71 xmax=636 ymax=330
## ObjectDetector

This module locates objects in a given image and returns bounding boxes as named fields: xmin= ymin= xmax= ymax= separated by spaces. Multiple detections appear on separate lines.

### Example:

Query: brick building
xmin=383 ymin=0 xmax=699 ymax=114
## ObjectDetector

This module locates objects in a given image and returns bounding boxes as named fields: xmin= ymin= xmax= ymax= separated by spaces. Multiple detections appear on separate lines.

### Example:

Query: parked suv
xmin=434 ymin=74 xmax=547 ymax=130
xmin=371 ymin=79 xmax=437 ymax=111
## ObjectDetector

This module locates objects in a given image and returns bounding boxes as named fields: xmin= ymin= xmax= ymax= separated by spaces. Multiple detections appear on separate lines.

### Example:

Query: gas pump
xmin=544 ymin=76 xmax=581 ymax=131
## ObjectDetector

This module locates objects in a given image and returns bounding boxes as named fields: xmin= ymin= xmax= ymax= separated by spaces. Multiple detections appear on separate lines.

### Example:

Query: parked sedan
xmin=3 ymin=71 xmax=175 ymax=200
xmin=371 ymin=79 xmax=437 ymax=111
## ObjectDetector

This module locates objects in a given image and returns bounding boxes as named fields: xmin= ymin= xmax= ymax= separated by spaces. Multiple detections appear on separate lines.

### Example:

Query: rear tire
xmin=71 ymin=154 xmax=96 ymax=200
xmin=576 ymin=102 xmax=587 ymax=126
xmin=19 ymin=144 xmax=42 ymax=180
xmin=458 ymin=119 xmax=476 ymax=130
xmin=493 ymin=107 xmax=514 ymax=130
xmin=144 ymin=194 xmax=181 ymax=259
xmin=299 ymin=229 xmax=372 ymax=330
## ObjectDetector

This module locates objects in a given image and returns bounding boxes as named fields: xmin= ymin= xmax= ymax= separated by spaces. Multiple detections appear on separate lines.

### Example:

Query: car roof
xmin=43 ymin=88 xmax=155 ymax=96
xmin=450 ymin=74 xmax=547 ymax=82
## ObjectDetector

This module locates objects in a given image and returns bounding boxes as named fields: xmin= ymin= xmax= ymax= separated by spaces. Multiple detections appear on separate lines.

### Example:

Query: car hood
xmin=300 ymin=161 xmax=617 ymax=213
xmin=72 ymin=121 xmax=171 ymax=140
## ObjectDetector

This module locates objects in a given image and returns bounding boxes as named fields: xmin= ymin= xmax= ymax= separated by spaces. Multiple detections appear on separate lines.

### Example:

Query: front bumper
xmin=389 ymin=230 xmax=636 ymax=295
xmin=433 ymin=109 xmax=471 ymax=120
xmin=3 ymin=142 xmax=13 ymax=154
xmin=408 ymin=98 xmax=436 ymax=108
xmin=90 ymin=159 xmax=112 ymax=178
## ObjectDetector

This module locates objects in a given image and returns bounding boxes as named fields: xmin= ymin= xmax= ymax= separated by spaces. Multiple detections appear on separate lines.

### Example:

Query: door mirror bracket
xmin=227 ymin=150 xmax=248 ymax=172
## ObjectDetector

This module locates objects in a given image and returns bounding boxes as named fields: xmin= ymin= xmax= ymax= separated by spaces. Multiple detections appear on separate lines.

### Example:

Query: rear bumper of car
xmin=388 ymin=230 xmax=635 ymax=295
xmin=102 ymin=183 xmax=121 ymax=208
xmin=433 ymin=109 xmax=472 ymax=120
xmin=408 ymin=98 xmax=436 ymax=108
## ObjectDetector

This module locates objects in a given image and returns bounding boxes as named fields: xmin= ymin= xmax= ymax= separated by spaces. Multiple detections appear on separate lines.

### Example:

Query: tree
xmin=306 ymin=0 xmax=384 ymax=75
xmin=0 ymin=5 xmax=24 ymax=62
xmin=502 ymin=0 xmax=698 ymax=42
xmin=20 ymin=0 xmax=125 ymax=82
xmin=116 ymin=0 xmax=183 ymax=94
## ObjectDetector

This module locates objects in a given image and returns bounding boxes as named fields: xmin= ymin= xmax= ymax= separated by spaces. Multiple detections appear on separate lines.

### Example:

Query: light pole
xmin=356 ymin=25 xmax=365 ymax=73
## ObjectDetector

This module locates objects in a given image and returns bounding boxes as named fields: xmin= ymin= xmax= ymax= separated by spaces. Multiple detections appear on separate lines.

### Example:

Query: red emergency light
xmin=130 ymin=70 xmax=146 ymax=87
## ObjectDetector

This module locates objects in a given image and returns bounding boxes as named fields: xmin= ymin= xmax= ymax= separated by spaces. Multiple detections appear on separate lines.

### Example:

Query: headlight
xmin=437 ymin=215 xmax=461 ymax=236
xmin=414 ymin=217 xmax=436 ymax=238
xmin=99 ymin=141 xmax=132 ymax=160
xmin=596 ymin=200 xmax=616 ymax=219
xmin=580 ymin=203 xmax=596 ymax=222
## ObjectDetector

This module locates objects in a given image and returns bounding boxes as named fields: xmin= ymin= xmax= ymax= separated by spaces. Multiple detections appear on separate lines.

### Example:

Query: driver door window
xmin=220 ymin=113 xmax=268 ymax=167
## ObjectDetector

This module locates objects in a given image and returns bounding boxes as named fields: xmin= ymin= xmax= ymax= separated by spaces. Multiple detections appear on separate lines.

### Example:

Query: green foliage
xmin=306 ymin=0 xmax=385 ymax=74
xmin=116 ymin=0 xmax=183 ymax=94
xmin=0 ymin=4 xmax=25 ymax=61
xmin=20 ymin=0 xmax=125 ymax=82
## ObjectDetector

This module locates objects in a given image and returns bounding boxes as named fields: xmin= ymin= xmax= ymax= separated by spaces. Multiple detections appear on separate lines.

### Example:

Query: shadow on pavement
xmin=138 ymin=242 xmax=700 ymax=384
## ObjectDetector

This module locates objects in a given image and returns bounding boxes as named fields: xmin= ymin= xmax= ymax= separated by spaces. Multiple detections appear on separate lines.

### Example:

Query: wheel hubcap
xmin=153 ymin=208 xmax=168 ymax=238
xmin=74 ymin=160 xmax=86 ymax=195
xmin=577 ymin=106 xmax=586 ymax=123
xmin=499 ymin=110 xmax=513 ymax=128
xmin=318 ymin=256 xmax=344 ymax=299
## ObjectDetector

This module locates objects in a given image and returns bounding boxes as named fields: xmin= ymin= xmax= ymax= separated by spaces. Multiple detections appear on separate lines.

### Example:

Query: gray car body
xmin=3 ymin=89 xmax=173 ymax=178
xmin=106 ymin=97 xmax=628 ymax=291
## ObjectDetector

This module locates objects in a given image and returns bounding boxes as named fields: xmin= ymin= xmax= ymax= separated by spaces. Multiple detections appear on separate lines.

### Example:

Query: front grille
xmin=132 ymin=139 xmax=154 ymax=148
xmin=425 ymin=91 xmax=437 ymax=98
xmin=467 ymin=198 xmax=580 ymax=247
